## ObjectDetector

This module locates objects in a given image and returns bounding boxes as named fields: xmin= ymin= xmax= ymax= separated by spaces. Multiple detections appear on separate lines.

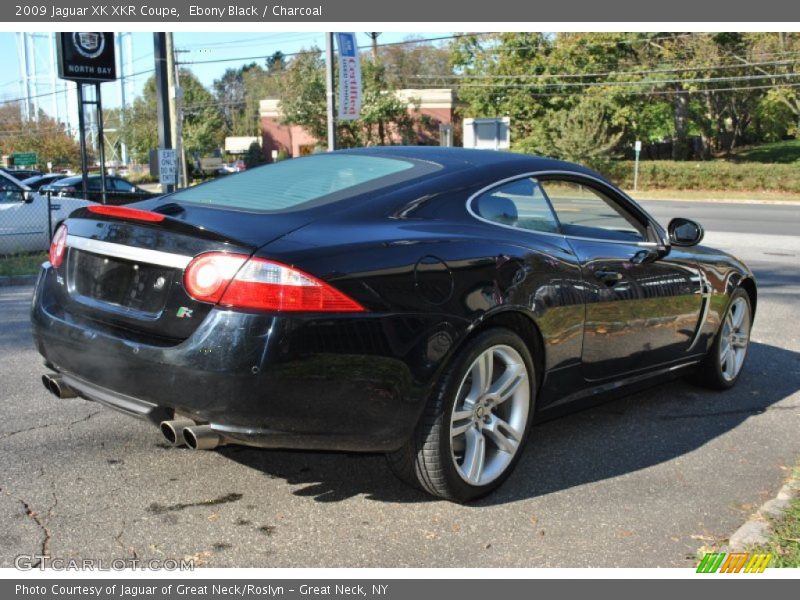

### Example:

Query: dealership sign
xmin=56 ymin=32 xmax=117 ymax=83
xmin=336 ymin=32 xmax=361 ymax=121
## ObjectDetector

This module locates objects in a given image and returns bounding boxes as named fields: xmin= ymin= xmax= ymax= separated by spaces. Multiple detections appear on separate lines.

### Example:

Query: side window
xmin=0 ymin=179 xmax=23 ymax=203
xmin=473 ymin=177 xmax=559 ymax=234
xmin=541 ymin=180 xmax=645 ymax=242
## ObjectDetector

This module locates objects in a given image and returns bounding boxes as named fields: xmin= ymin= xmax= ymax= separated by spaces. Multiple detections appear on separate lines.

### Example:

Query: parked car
xmin=20 ymin=173 xmax=68 ymax=191
xmin=31 ymin=148 xmax=757 ymax=501
xmin=1 ymin=168 xmax=43 ymax=181
xmin=0 ymin=170 xmax=91 ymax=255
xmin=41 ymin=175 xmax=157 ymax=205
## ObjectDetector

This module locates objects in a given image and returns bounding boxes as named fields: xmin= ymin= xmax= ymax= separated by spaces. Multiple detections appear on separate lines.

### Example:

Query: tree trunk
xmin=672 ymin=85 xmax=690 ymax=160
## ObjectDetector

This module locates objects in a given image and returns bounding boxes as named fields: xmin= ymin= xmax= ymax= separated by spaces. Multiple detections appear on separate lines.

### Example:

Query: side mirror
xmin=668 ymin=217 xmax=704 ymax=247
xmin=23 ymin=190 xmax=34 ymax=204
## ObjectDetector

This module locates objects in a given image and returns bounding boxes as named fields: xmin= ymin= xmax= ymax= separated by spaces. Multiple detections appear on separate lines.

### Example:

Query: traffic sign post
xmin=159 ymin=149 xmax=177 ymax=187
xmin=633 ymin=140 xmax=642 ymax=192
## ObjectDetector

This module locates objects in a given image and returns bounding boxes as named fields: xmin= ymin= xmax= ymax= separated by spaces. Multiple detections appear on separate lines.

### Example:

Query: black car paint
xmin=31 ymin=147 xmax=756 ymax=452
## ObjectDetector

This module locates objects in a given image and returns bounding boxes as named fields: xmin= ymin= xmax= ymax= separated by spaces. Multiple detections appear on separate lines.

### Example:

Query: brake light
xmin=183 ymin=253 xmax=365 ymax=313
xmin=87 ymin=205 xmax=165 ymax=222
xmin=49 ymin=224 xmax=68 ymax=268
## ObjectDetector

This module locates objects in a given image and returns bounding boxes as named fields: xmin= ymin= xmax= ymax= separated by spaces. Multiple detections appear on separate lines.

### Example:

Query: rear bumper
xmin=32 ymin=266 xmax=462 ymax=452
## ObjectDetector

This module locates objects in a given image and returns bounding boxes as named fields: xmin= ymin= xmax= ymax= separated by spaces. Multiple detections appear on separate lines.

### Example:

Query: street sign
xmin=56 ymin=32 xmax=117 ymax=83
xmin=11 ymin=152 xmax=37 ymax=166
xmin=634 ymin=140 xmax=642 ymax=152
xmin=159 ymin=149 xmax=177 ymax=186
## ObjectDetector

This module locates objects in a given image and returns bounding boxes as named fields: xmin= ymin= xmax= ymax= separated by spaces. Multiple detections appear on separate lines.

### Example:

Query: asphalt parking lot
xmin=1 ymin=199 xmax=798 ymax=568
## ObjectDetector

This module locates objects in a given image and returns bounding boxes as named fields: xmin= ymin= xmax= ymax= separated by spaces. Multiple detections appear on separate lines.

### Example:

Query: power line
xmin=177 ymin=33 xmax=486 ymax=66
xmin=416 ymin=58 xmax=800 ymax=81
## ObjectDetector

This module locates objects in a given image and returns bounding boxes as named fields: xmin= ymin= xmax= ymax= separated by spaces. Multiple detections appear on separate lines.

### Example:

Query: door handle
xmin=595 ymin=269 xmax=623 ymax=285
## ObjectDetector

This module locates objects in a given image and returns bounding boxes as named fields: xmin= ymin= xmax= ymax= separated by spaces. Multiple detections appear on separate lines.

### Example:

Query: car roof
xmin=54 ymin=174 xmax=111 ymax=184
xmin=339 ymin=146 xmax=601 ymax=178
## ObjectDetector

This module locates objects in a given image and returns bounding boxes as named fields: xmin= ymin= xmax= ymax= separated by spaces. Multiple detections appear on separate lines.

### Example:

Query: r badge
xmin=176 ymin=307 xmax=193 ymax=319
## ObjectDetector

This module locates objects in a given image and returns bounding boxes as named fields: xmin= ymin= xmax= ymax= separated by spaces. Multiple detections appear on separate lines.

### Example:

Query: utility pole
xmin=165 ymin=32 xmax=185 ymax=188
xmin=325 ymin=32 xmax=336 ymax=152
xmin=153 ymin=33 xmax=173 ymax=193
xmin=367 ymin=32 xmax=380 ymax=61
xmin=366 ymin=32 xmax=385 ymax=144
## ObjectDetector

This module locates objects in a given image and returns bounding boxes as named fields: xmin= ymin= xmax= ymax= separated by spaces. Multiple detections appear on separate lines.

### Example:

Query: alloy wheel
xmin=449 ymin=344 xmax=530 ymax=486
xmin=719 ymin=296 xmax=750 ymax=382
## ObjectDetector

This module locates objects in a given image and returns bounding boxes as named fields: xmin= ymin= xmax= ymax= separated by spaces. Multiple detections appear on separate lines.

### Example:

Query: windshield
xmin=168 ymin=153 xmax=426 ymax=213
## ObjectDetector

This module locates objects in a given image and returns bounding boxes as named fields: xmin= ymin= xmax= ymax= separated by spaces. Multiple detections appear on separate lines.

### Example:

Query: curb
xmin=0 ymin=274 xmax=37 ymax=288
xmin=727 ymin=472 xmax=800 ymax=551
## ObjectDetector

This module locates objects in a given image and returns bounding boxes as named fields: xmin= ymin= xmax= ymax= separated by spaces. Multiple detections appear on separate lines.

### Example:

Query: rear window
xmin=168 ymin=154 xmax=424 ymax=212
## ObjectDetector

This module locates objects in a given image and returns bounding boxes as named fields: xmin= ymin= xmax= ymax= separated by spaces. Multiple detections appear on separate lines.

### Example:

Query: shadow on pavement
xmin=221 ymin=341 xmax=799 ymax=506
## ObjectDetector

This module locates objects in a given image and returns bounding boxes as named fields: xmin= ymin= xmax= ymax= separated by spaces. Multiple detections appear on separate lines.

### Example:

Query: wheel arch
xmin=739 ymin=277 xmax=757 ymax=320
xmin=455 ymin=309 xmax=546 ymax=394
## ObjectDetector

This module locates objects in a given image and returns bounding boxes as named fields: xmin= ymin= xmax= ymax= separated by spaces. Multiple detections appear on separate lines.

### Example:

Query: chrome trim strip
xmin=465 ymin=169 xmax=658 ymax=247
xmin=66 ymin=235 xmax=192 ymax=269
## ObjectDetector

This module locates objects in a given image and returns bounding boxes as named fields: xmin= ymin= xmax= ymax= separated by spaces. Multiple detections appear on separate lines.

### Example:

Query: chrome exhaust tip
xmin=182 ymin=425 xmax=223 ymax=451
xmin=41 ymin=373 xmax=77 ymax=399
xmin=159 ymin=418 xmax=196 ymax=447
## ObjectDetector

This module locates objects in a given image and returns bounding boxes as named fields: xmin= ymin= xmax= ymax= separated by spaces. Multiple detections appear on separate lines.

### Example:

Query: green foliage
xmin=121 ymin=70 xmax=225 ymax=163
xmin=278 ymin=49 xmax=329 ymax=141
xmin=515 ymin=96 xmax=624 ymax=169
xmin=453 ymin=32 xmax=800 ymax=159
xmin=278 ymin=47 xmax=419 ymax=148
xmin=243 ymin=141 xmax=265 ymax=169
xmin=731 ymin=139 xmax=800 ymax=163
xmin=600 ymin=160 xmax=800 ymax=193
xmin=0 ymin=252 xmax=47 ymax=277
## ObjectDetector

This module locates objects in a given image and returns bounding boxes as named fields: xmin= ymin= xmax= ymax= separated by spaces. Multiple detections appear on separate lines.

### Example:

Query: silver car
xmin=0 ymin=170 xmax=92 ymax=255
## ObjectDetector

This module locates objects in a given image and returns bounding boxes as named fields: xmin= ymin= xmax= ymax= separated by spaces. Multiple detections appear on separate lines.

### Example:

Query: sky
xmin=0 ymin=31 xmax=450 ymax=119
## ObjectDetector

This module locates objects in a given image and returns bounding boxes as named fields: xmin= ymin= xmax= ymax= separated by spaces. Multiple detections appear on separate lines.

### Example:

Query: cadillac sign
xmin=57 ymin=32 xmax=117 ymax=83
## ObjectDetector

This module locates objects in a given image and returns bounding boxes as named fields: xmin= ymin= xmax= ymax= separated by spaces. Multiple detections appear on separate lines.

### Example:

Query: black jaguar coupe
xmin=31 ymin=147 xmax=756 ymax=501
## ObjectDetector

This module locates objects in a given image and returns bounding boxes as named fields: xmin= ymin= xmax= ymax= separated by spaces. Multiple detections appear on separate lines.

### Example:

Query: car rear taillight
xmin=183 ymin=253 xmax=365 ymax=313
xmin=87 ymin=205 xmax=166 ymax=222
xmin=49 ymin=224 xmax=68 ymax=268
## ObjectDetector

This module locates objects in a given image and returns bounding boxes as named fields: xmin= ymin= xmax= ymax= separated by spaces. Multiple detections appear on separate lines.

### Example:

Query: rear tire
xmin=387 ymin=328 xmax=535 ymax=502
xmin=689 ymin=288 xmax=752 ymax=390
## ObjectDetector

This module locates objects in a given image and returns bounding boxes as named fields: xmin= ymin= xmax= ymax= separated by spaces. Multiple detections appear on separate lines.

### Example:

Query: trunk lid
xmin=57 ymin=204 xmax=312 ymax=343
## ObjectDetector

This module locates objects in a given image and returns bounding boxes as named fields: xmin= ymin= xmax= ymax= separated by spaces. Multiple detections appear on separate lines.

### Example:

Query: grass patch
xmin=0 ymin=252 xmax=47 ymax=277
xmin=601 ymin=160 xmax=800 ymax=194
xmin=760 ymin=496 xmax=800 ymax=567
xmin=730 ymin=139 xmax=800 ymax=164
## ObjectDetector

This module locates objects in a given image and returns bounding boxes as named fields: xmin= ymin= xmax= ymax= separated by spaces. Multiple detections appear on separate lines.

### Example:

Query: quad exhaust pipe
xmin=160 ymin=418 xmax=223 ymax=450
xmin=41 ymin=373 xmax=77 ymax=399
xmin=159 ymin=418 xmax=196 ymax=447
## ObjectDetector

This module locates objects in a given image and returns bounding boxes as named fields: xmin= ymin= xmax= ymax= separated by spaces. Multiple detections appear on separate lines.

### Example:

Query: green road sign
xmin=11 ymin=152 xmax=37 ymax=166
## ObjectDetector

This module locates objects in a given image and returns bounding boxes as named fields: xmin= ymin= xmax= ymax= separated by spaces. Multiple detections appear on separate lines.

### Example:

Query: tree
xmin=0 ymin=102 xmax=81 ymax=167
xmin=121 ymin=69 xmax=225 ymax=163
xmin=243 ymin=141 xmax=265 ymax=168
xmin=277 ymin=47 xmax=417 ymax=148
xmin=515 ymin=96 xmax=623 ymax=168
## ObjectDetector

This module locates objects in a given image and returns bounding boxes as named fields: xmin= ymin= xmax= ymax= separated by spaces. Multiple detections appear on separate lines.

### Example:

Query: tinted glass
xmin=169 ymin=154 xmax=421 ymax=212
xmin=474 ymin=177 xmax=559 ymax=234
xmin=541 ymin=180 xmax=644 ymax=242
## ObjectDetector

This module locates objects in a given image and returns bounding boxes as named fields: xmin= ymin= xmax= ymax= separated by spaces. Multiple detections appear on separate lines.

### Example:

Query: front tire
xmin=387 ymin=328 xmax=535 ymax=502
xmin=690 ymin=288 xmax=752 ymax=390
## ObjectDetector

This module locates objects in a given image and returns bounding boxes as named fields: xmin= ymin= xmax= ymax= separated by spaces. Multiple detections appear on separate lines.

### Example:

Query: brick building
xmin=259 ymin=89 xmax=455 ymax=160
